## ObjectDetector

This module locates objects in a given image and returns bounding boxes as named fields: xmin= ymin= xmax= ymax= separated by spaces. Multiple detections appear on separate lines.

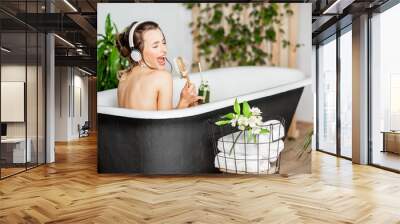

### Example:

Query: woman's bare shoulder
xmin=117 ymin=68 xmax=131 ymax=81
xmin=148 ymin=70 xmax=172 ymax=78
xmin=148 ymin=70 xmax=173 ymax=85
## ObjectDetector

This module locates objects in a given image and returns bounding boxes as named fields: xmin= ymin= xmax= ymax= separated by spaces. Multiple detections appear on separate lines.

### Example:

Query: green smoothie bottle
xmin=198 ymin=79 xmax=210 ymax=104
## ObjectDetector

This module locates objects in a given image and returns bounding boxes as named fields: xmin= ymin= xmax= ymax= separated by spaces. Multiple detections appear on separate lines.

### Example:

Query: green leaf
xmin=215 ymin=120 xmax=231 ymax=126
xmin=211 ymin=10 xmax=223 ymax=24
xmin=105 ymin=14 xmax=113 ymax=37
xmin=97 ymin=34 xmax=106 ymax=40
xmin=265 ymin=28 xmax=276 ymax=41
xmin=233 ymin=4 xmax=243 ymax=12
xmin=234 ymin=98 xmax=241 ymax=115
xmin=284 ymin=3 xmax=290 ymax=8
xmin=214 ymin=28 xmax=225 ymax=42
xmin=282 ymin=39 xmax=290 ymax=48
xmin=108 ymin=47 xmax=120 ymax=84
xmin=242 ymin=101 xmax=251 ymax=117
xmin=113 ymin=22 xmax=119 ymax=34
xmin=184 ymin=3 xmax=196 ymax=9
xmin=223 ymin=113 xmax=235 ymax=120
xmin=97 ymin=44 xmax=106 ymax=62
xmin=260 ymin=128 xmax=270 ymax=134
xmin=303 ymin=130 xmax=313 ymax=150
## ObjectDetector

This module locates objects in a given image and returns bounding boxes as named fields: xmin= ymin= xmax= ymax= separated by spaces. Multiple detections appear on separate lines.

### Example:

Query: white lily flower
xmin=248 ymin=116 xmax=259 ymax=128
xmin=251 ymin=127 xmax=261 ymax=135
xmin=256 ymin=116 xmax=264 ymax=126
xmin=238 ymin=125 xmax=246 ymax=130
xmin=230 ymin=118 xmax=237 ymax=127
xmin=237 ymin=115 xmax=249 ymax=127
xmin=250 ymin=107 xmax=262 ymax=116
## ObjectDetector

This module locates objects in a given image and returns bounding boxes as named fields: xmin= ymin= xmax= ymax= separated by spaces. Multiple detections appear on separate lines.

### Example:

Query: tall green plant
xmin=185 ymin=3 xmax=301 ymax=69
xmin=296 ymin=129 xmax=313 ymax=159
xmin=97 ymin=14 xmax=129 ymax=91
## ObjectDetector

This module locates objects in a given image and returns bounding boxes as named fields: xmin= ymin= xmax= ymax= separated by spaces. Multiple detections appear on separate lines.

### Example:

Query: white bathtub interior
xmin=97 ymin=66 xmax=311 ymax=119
xmin=171 ymin=66 xmax=306 ymax=105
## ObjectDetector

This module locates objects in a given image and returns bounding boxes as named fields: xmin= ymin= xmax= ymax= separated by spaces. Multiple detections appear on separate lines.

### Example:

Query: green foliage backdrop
xmin=185 ymin=3 xmax=299 ymax=69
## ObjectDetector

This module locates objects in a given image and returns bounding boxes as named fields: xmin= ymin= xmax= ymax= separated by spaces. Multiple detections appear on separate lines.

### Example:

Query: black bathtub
xmin=97 ymin=66 xmax=311 ymax=174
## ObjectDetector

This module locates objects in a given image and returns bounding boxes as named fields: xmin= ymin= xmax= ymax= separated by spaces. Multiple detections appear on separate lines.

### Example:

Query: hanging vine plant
xmin=185 ymin=3 xmax=301 ymax=69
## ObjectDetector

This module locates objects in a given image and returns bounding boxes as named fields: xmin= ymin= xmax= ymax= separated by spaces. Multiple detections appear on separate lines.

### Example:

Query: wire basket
xmin=208 ymin=116 xmax=286 ymax=174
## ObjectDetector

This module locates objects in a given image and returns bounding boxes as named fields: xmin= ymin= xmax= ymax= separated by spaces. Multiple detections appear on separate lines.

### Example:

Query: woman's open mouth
xmin=157 ymin=56 xmax=166 ymax=66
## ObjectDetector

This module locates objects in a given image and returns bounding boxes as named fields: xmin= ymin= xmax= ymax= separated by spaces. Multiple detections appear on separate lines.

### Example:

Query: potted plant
xmin=277 ymin=129 xmax=312 ymax=175
xmin=97 ymin=14 xmax=129 ymax=91
xmin=215 ymin=99 xmax=270 ymax=152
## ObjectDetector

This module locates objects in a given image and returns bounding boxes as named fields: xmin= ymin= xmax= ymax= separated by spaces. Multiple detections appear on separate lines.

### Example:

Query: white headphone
xmin=128 ymin=21 xmax=144 ymax=62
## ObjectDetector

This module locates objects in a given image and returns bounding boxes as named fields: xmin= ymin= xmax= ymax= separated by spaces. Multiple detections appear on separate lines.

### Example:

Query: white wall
xmin=1 ymin=65 xmax=43 ymax=136
xmin=97 ymin=3 xmax=193 ymax=75
xmin=1 ymin=64 xmax=46 ymax=163
xmin=71 ymin=74 xmax=89 ymax=138
xmin=55 ymin=67 xmax=68 ymax=141
xmin=55 ymin=67 xmax=89 ymax=141
xmin=1 ymin=66 xmax=26 ymax=130
xmin=294 ymin=3 xmax=313 ymax=123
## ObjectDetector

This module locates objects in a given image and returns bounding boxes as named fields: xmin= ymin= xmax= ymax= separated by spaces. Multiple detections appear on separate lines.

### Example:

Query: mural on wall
xmin=96 ymin=3 xmax=312 ymax=176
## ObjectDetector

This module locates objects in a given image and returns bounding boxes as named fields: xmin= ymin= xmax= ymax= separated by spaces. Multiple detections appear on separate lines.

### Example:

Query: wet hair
xmin=115 ymin=21 xmax=173 ymax=74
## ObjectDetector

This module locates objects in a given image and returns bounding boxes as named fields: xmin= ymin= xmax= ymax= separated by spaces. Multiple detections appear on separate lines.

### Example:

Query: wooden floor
xmin=372 ymin=150 xmax=400 ymax=171
xmin=0 ymin=167 xmax=26 ymax=178
xmin=1 ymin=128 xmax=400 ymax=223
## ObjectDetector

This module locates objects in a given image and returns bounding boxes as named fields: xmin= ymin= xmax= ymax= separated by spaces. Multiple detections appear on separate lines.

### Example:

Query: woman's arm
xmin=176 ymin=82 xmax=198 ymax=109
xmin=155 ymin=71 xmax=174 ymax=110
xmin=177 ymin=81 xmax=206 ymax=109
xmin=155 ymin=71 xmax=202 ymax=110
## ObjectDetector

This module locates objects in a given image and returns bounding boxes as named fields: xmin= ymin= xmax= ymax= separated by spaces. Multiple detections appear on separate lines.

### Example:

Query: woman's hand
xmin=177 ymin=82 xmax=203 ymax=109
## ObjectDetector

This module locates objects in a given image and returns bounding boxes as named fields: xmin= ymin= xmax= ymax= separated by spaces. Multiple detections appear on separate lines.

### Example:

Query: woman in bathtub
xmin=116 ymin=21 xmax=202 ymax=110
